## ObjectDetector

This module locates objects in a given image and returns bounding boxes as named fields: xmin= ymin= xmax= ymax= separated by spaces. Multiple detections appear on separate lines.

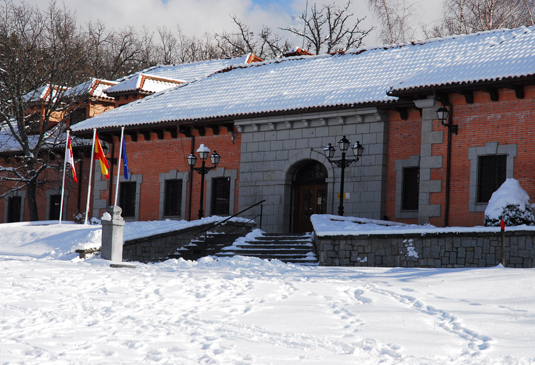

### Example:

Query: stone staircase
xmin=170 ymin=231 xmax=246 ymax=261
xmin=215 ymin=233 xmax=319 ymax=265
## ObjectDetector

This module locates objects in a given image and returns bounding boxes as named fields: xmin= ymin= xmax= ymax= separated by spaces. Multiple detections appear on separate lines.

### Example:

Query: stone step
xmin=227 ymin=248 xmax=313 ymax=255
xmin=240 ymin=243 xmax=312 ymax=248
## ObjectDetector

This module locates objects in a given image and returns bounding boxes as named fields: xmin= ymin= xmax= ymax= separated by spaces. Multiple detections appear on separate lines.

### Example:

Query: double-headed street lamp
xmin=187 ymin=144 xmax=221 ymax=220
xmin=324 ymin=136 xmax=364 ymax=216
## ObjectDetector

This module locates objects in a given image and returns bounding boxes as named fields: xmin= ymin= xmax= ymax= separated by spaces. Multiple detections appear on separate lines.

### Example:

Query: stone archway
xmin=291 ymin=160 xmax=328 ymax=233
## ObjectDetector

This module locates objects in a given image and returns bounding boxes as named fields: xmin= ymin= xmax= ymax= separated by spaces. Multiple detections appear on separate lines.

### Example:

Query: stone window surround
xmin=158 ymin=170 xmax=189 ymax=220
xmin=469 ymin=142 xmax=516 ymax=213
xmin=395 ymin=155 xmax=420 ymax=219
xmin=205 ymin=168 xmax=238 ymax=217
xmin=46 ymin=188 xmax=69 ymax=220
xmin=4 ymin=190 xmax=26 ymax=223
xmin=117 ymin=173 xmax=143 ymax=221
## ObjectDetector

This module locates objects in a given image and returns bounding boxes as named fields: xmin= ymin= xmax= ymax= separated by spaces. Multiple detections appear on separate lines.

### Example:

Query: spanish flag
xmin=94 ymin=135 xmax=110 ymax=179
xmin=65 ymin=134 xmax=78 ymax=183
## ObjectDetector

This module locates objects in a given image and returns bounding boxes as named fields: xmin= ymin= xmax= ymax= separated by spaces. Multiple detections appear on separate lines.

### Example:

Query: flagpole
xmin=84 ymin=129 xmax=97 ymax=225
xmin=114 ymin=127 xmax=125 ymax=206
xmin=59 ymin=130 xmax=69 ymax=224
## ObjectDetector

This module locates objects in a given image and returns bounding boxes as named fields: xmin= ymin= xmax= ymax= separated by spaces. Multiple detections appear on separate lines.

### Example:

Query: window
xmin=211 ymin=177 xmax=231 ymax=215
xmin=402 ymin=167 xmax=419 ymax=211
xmin=7 ymin=196 xmax=21 ymax=223
xmin=70 ymin=108 xmax=87 ymax=125
xmin=468 ymin=142 xmax=516 ymax=212
xmin=164 ymin=179 xmax=182 ymax=216
xmin=395 ymin=155 xmax=420 ymax=219
xmin=120 ymin=182 xmax=137 ymax=218
xmin=49 ymin=195 xmax=61 ymax=220
xmin=477 ymin=155 xmax=506 ymax=203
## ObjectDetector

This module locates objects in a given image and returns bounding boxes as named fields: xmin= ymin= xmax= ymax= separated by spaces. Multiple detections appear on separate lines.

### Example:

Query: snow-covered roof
xmin=104 ymin=54 xmax=254 ymax=96
xmin=391 ymin=26 xmax=535 ymax=93
xmin=104 ymin=74 xmax=184 ymax=95
xmin=71 ymin=28 xmax=526 ymax=132
xmin=0 ymin=121 xmax=90 ymax=153
xmin=22 ymin=84 xmax=68 ymax=103
xmin=64 ymin=78 xmax=117 ymax=101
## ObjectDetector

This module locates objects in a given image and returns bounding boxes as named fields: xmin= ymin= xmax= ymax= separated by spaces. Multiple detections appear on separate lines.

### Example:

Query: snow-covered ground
xmin=1 ymin=221 xmax=535 ymax=364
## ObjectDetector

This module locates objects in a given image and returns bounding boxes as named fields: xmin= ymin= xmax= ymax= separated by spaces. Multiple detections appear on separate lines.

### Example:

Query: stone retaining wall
xmin=123 ymin=221 xmax=255 ymax=263
xmin=315 ymin=230 xmax=535 ymax=268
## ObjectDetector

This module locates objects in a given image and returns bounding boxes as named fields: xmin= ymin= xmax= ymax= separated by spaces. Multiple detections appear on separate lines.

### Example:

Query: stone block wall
xmin=315 ymin=231 xmax=535 ymax=268
xmin=123 ymin=221 xmax=255 ymax=262
xmin=236 ymin=107 xmax=389 ymax=233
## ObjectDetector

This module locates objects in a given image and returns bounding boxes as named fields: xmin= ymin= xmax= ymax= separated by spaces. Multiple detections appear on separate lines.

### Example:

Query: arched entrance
xmin=292 ymin=160 xmax=328 ymax=233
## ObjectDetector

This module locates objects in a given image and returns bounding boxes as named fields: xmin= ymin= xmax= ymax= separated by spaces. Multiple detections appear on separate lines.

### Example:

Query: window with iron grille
xmin=7 ymin=196 xmax=21 ymax=223
xmin=402 ymin=167 xmax=419 ymax=211
xmin=477 ymin=155 xmax=506 ymax=203
xmin=49 ymin=195 xmax=61 ymax=220
xmin=120 ymin=182 xmax=137 ymax=218
xmin=211 ymin=177 xmax=230 ymax=215
xmin=164 ymin=179 xmax=182 ymax=216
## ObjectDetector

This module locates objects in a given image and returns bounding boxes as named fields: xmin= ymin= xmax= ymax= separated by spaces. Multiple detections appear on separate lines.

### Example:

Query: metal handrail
xmin=200 ymin=199 xmax=266 ymax=233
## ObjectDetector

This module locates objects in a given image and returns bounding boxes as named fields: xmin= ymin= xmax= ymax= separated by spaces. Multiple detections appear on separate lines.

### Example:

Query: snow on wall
xmin=71 ymin=28 xmax=522 ymax=132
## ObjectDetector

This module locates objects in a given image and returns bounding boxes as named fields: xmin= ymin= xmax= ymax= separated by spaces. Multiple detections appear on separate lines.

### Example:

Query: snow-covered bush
xmin=484 ymin=178 xmax=535 ymax=227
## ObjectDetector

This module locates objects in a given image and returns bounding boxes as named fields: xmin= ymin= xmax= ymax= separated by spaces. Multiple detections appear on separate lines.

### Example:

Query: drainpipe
xmin=437 ymin=98 xmax=454 ymax=228
xmin=444 ymin=103 xmax=453 ymax=227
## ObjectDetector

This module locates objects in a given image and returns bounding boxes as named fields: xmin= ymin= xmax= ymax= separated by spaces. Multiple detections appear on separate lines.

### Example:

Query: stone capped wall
xmin=315 ymin=230 xmax=535 ymax=268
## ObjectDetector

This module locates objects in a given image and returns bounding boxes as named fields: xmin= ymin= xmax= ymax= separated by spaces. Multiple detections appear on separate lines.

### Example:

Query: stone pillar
xmin=414 ymin=98 xmax=443 ymax=225
xmin=101 ymin=206 xmax=125 ymax=262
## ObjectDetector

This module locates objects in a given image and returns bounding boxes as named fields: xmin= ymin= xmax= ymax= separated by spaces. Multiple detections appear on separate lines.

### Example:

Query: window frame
xmin=159 ymin=170 xmax=189 ymax=220
xmin=395 ymin=155 xmax=420 ymax=219
xmin=211 ymin=176 xmax=231 ymax=216
xmin=164 ymin=179 xmax=183 ymax=217
xmin=401 ymin=166 xmax=420 ymax=211
xmin=476 ymin=154 xmax=507 ymax=204
xmin=468 ymin=142 xmax=516 ymax=212
xmin=119 ymin=181 xmax=137 ymax=218
xmin=205 ymin=168 xmax=238 ymax=217
xmin=7 ymin=196 xmax=22 ymax=223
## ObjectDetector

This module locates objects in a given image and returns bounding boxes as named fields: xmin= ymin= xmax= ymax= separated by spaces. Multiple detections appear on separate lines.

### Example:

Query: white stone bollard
xmin=101 ymin=206 xmax=134 ymax=268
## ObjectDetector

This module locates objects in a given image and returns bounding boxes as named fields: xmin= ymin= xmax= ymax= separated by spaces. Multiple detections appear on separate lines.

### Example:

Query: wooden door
xmin=293 ymin=184 xmax=327 ymax=233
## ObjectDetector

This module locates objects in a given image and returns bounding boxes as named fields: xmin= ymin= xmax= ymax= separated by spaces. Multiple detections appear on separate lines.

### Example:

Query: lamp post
xmin=187 ymin=144 xmax=221 ymax=220
xmin=323 ymin=136 xmax=364 ymax=216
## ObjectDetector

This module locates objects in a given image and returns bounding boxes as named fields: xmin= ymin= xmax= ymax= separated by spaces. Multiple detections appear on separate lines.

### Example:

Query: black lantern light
xmin=324 ymin=136 xmax=364 ymax=216
xmin=188 ymin=144 xmax=221 ymax=220
xmin=436 ymin=106 xmax=458 ymax=135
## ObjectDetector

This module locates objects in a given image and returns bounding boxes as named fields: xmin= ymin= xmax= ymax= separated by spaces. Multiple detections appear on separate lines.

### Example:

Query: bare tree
xmin=0 ymin=0 xmax=86 ymax=220
xmin=215 ymin=14 xmax=290 ymax=59
xmin=425 ymin=0 xmax=535 ymax=38
xmin=156 ymin=26 xmax=179 ymax=64
xmin=85 ymin=22 xmax=157 ymax=80
xmin=368 ymin=0 xmax=416 ymax=44
xmin=280 ymin=1 xmax=373 ymax=54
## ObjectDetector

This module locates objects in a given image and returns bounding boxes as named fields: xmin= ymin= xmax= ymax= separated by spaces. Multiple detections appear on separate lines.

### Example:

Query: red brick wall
xmin=429 ymin=86 xmax=535 ymax=227
xmin=385 ymin=109 xmax=422 ymax=224
xmin=0 ymin=154 xmax=91 ymax=222
xmin=97 ymin=126 xmax=241 ymax=221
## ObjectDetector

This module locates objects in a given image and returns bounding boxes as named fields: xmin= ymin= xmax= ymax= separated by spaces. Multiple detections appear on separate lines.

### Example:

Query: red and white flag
xmin=66 ymin=134 xmax=78 ymax=183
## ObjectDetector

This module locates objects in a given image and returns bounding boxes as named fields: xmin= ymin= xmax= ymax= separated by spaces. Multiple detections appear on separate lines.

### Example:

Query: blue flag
xmin=121 ymin=137 xmax=129 ymax=180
